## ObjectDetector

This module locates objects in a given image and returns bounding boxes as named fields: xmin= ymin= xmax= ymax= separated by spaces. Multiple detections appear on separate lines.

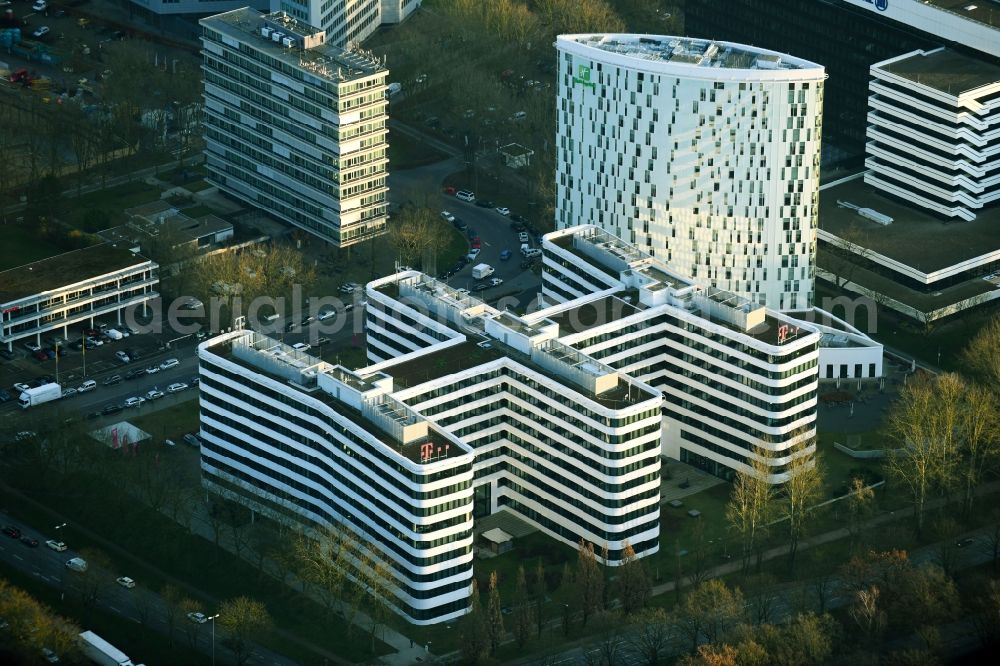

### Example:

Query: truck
xmin=79 ymin=630 xmax=133 ymax=666
xmin=472 ymin=263 xmax=494 ymax=280
xmin=18 ymin=382 xmax=61 ymax=409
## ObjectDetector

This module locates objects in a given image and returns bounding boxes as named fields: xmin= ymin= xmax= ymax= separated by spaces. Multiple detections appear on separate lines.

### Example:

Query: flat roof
xmin=926 ymin=0 xmax=1000 ymax=29
xmin=0 ymin=244 xmax=151 ymax=303
xmin=880 ymin=48 xmax=1000 ymax=95
xmin=561 ymin=34 xmax=822 ymax=71
xmin=547 ymin=295 xmax=639 ymax=335
xmin=210 ymin=337 xmax=462 ymax=464
xmin=819 ymin=177 xmax=1000 ymax=273
xmin=202 ymin=8 xmax=385 ymax=84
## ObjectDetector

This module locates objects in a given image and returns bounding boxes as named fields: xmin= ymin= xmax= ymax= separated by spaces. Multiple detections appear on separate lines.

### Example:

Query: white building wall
xmin=865 ymin=48 xmax=1000 ymax=221
xmin=555 ymin=35 xmax=826 ymax=311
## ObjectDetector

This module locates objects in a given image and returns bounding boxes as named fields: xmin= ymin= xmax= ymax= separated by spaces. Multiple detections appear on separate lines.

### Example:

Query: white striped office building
xmin=866 ymin=47 xmax=1000 ymax=221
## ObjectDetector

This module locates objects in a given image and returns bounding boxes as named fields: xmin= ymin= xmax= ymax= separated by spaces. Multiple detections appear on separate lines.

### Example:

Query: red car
xmin=2 ymin=526 xmax=21 ymax=539
xmin=471 ymin=238 xmax=481 ymax=249
xmin=443 ymin=186 xmax=456 ymax=195
xmin=33 ymin=350 xmax=49 ymax=361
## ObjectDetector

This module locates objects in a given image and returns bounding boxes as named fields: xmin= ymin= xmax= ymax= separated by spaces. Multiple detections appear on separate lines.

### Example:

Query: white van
xmin=455 ymin=190 xmax=476 ymax=203
xmin=104 ymin=329 xmax=124 ymax=341
xmin=77 ymin=380 xmax=97 ymax=393
xmin=522 ymin=248 xmax=542 ymax=258
xmin=65 ymin=557 xmax=88 ymax=572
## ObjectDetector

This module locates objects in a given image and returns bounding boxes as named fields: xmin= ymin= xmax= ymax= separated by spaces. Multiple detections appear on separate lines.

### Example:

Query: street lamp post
xmin=54 ymin=523 xmax=67 ymax=601
xmin=208 ymin=613 xmax=220 ymax=666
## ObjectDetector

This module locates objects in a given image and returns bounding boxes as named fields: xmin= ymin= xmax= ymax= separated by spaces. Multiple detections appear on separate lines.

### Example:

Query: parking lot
xmin=0 ymin=308 xmax=202 ymax=420
xmin=437 ymin=189 xmax=543 ymax=303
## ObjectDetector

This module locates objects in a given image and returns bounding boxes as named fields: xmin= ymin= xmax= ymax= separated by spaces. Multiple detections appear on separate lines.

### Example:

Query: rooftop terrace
xmin=880 ymin=48 xmax=1000 ymax=95
xmin=563 ymin=34 xmax=821 ymax=71
xmin=0 ymin=244 xmax=153 ymax=303
xmin=819 ymin=177 xmax=1000 ymax=273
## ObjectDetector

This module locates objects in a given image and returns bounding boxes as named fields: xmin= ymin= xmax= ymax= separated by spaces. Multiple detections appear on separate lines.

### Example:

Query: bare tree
xmin=846 ymin=476 xmax=876 ymax=546
xmin=459 ymin=580 xmax=490 ymax=665
xmin=219 ymin=596 xmax=272 ymax=666
xmin=849 ymin=585 xmax=886 ymax=646
xmin=784 ymin=450 xmax=823 ymax=570
xmin=960 ymin=315 xmax=1000 ymax=388
xmin=616 ymin=541 xmax=651 ymax=615
xmin=885 ymin=373 xmax=960 ymax=537
xmin=956 ymin=383 xmax=999 ymax=516
xmin=487 ymin=570 xmax=505 ymax=654
xmin=726 ymin=454 xmax=775 ymax=574
xmin=672 ymin=579 xmax=744 ymax=653
xmin=629 ymin=607 xmax=671 ymax=666
xmin=575 ymin=539 xmax=605 ymax=626
xmin=512 ymin=565 xmax=533 ymax=648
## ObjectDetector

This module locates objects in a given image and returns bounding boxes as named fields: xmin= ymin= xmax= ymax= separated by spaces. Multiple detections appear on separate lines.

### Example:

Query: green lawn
xmin=59 ymin=181 xmax=164 ymax=232
xmin=129 ymin=400 xmax=200 ymax=443
xmin=0 ymin=224 xmax=65 ymax=271
xmin=388 ymin=130 xmax=449 ymax=170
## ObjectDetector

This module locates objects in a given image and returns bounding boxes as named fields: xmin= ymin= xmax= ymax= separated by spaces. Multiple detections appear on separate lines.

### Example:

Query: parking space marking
xmin=13 ymin=554 xmax=23 ymax=561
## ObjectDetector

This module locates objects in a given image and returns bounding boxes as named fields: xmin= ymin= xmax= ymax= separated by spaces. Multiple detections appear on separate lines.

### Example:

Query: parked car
xmin=77 ymin=380 xmax=96 ymax=393
xmin=145 ymin=366 xmax=160 ymax=375
xmin=31 ymin=26 xmax=49 ymax=38
xmin=85 ymin=411 xmax=101 ymax=420
xmin=190 ymin=377 xmax=200 ymax=386
xmin=20 ymin=536 xmax=39 ymax=547
xmin=187 ymin=612 xmax=208 ymax=624
xmin=167 ymin=382 xmax=188 ymax=394
xmin=145 ymin=389 xmax=164 ymax=401
xmin=2 ymin=526 xmax=21 ymax=539
xmin=45 ymin=540 xmax=67 ymax=552
xmin=0 ymin=389 xmax=11 ymax=403
xmin=467 ymin=248 xmax=481 ymax=260
xmin=61 ymin=388 xmax=77 ymax=398
xmin=499 ymin=249 xmax=512 ymax=261
xmin=518 ymin=232 xmax=530 ymax=243
xmin=127 ymin=348 xmax=142 ymax=361
xmin=0 ymin=349 xmax=15 ymax=360
xmin=496 ymin=207 xmax=511 ymax=216
xmin=33 ymin=350 xmax=49 ymax=361
xmin=440 ymin=211 xmax=455 ymax=223
xmin=956 ymin=537 xmax=975 ymax=548
xmin=472 ymin=283 xmax=488 ymax=292
xmin=102 ymin=374 xmax=122 ymax=386
xmin=490 ymin=277 xmax=504 ymax=287
xmin=125 ymin=368 xmax=146 ymax=380
xmin=102 ymin=404 xmax=122 ymax=415
xmin=116 ymin=576 xmax=136 ymax=589
xmin=183 ymin=433 xmax=202 ymax=448
xmin=115 ymin=351 xmax=130 ymax=363
xmin=13 ymin=382 xmax=30 ymax=393
xmin=41 ymin=648 xmax=59 ymax=664
xmin=291 ymin=343 xmax=310 ymax=352
xmin=23 ymin=342 xmax=41 ymax=352
xmin=123 ymin=397 xmax=145 ymax=408
xmin=32 ymin=0 xmax=48 ymax=11
xmin=164 ymin=439 xmax=176 ymax=447
xmin=160 ymin=358 xmax=179 ymax=370
xmin=475 ymin=199 xmax=494 ymax=208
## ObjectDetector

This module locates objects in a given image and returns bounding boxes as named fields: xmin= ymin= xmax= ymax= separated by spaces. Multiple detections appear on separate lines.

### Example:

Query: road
xmin=0 ymin=511 xmax=294 ymax=666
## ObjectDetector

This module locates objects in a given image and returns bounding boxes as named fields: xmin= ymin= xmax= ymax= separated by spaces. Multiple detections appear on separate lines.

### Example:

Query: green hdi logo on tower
xmin=574 ymin=64 xmax=596 ymax=89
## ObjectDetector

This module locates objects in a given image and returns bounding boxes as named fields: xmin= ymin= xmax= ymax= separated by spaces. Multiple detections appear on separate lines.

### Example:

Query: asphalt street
xmin=0 ymin=511 xmax=294 ymax=666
